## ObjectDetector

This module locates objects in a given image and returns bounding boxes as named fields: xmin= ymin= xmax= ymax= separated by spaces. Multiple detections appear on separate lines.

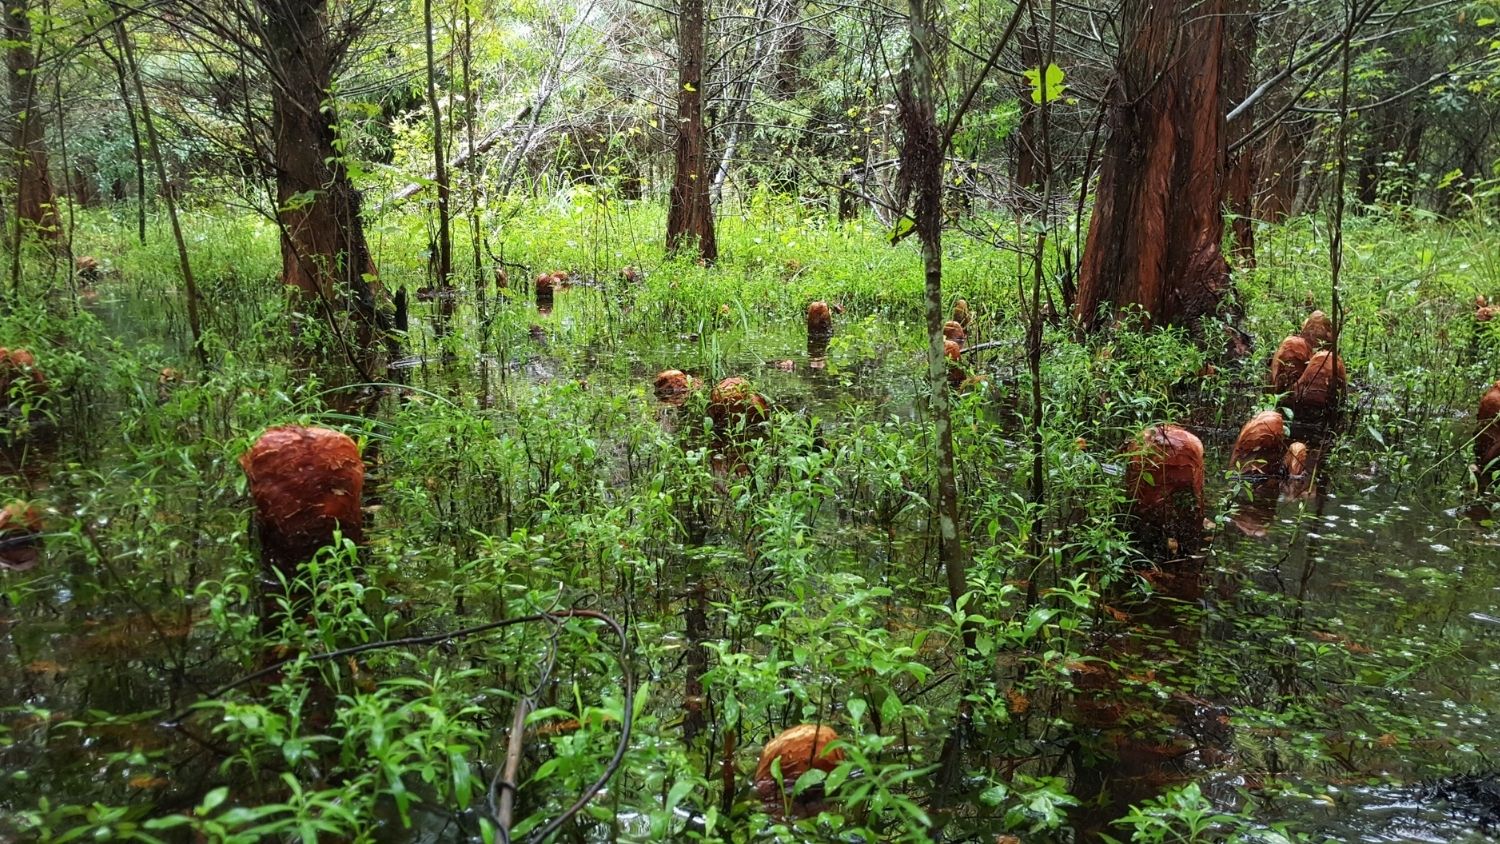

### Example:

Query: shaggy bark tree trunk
xmin=6 ymin=0 xmax=59 ymax=247
xmin=901 ymin=0 xmax=970 ymax=656
xmin=260 ymin=0 xmax=389 ymax=356
xmin=1013 ymin=20 xmax=1042 ymax=206
xmin=1073 ymin=0 xmax=1230 ymax=330
xmin=666 ymin=0 xmax=717 ymax=263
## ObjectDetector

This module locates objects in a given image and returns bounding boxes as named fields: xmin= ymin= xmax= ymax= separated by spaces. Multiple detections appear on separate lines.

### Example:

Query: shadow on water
xmin=1050 ymin=415 xmax=1500 ymax=841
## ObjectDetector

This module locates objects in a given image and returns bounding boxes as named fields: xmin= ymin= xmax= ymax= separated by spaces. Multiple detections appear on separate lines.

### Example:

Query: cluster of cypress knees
xmin=8 ymin=278 xmax=1493 ymax=818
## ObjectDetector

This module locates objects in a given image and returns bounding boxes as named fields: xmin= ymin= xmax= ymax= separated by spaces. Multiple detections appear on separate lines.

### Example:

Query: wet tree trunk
xmin=6 ymin=0 xmax=60 ymax=254
xmin=666 ymin=0 xmax=717 ymax=263
xmin=260 ymin=0 xmax=389 ymax=357
xmin=1073 ymin=0 xmax=1230 ymax=330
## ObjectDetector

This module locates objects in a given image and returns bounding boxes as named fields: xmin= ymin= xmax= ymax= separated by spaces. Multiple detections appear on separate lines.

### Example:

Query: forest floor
xmin=1 ymin=201 xmax=1498 ymax=842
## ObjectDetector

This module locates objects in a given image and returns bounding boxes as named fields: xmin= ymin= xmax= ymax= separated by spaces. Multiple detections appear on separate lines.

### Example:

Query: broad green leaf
xmin=1022 ymin=63 xmax=1066 ymax=104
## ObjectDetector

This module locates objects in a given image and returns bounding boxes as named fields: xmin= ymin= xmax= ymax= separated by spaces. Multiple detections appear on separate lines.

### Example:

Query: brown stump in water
xmin=1229 ymin=411 xmax=1286 ymax=477
xmin=952 ymin=299 xmax=970 ymax=330
xmin=535 ymin=272 xmax=555 ymax=309
xmin=654 ymin=369 xmax=700 ymax=404
xmin=807 ymin=334 xmax=830 ymax=365
xmin=1125 ymin=424 xmax=1205 ymax=551
xmin=708 ymin=377 xmax=768 ymax=434
xmin=76 ymin=256 xmax=100 ymax=283
xmin=1280 ymin=441 xmax=1314 ymax=500
xmin=0 ymin=348 xmax=47 ymax=400
xmin=944 ymin=339 xmax=965 ymax=387
xmin=753 ymin=724 xmax=845 ymax=816
xmin=1300 ymin=309 xmax=1333 ymax=350
xmin=1269 ymin=335 xmax=1311 ymax=394
xmin=240 ymin=426 xmax=364 ymax=591
xmin=1290 ymin=350 xmax=1346 ymax=418
xmin=807 ymin=301 xmax=832 ymax=338
xmin=0 ymin=500 xmax=44 ymax=571
xmin=942 ymin=320 xmax=966 ymax=345
xmin=1478 ymin=380 xmax=1500 ymax=492
xmin=1478 ymin=302 xmax=1497 ymax=324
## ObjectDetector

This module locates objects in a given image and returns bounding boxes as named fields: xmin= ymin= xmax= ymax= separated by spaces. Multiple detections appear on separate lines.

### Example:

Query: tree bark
xmin=666 ymin=0 xmax=717 ymax=263
xmin=1073 ymin=0 xmax=1230 ymax=330
xmin=259 ymin=0 xmax=388 ymax=355
xmin=6 ymin=0 xmax=59 ymax=251
xmin=423 ymin=0 xmax=452 ymax=292
xmin=901 ymin=0 xmax=971 ymax=656
xmin=1223 ymin=0 xmax=1257 ymax=265
xmin=1013 ymin=18 xmax=1042 ymax=205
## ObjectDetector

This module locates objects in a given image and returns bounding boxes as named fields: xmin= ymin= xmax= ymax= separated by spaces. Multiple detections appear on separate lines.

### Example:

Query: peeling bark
xmin=6 ymin=0 xmax=59 ymax=247
xmin=260 ymin=0 xmax=389 ymax=355
xmin=1074 ymin=0 xmax=1230 ymax=330
xmin=666 ymin=0 xmax=717 ymax=262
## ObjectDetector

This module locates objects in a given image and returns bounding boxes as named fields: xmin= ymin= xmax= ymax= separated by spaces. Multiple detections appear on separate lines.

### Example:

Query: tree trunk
xmin=1223 ymin=0 xmax=1256 ymax=265
xmin=1013 ymin=18 xmax=1042 ymax=206
xmin=1073 ymin=0 xmax=1229 ymax=330
xmin=1254 ymin=121 xmax=1304 ymax=221
xmin=901 ymin=0 xmax=971 ymax=655
xmin=260 ymin=0 xmax=389 ymax=356
xmin=423 ymin=0 xmax=451 ymax=293
xmin=99 ymin=31 xmax=147 ymax=243
xmin=666 ymin=0 xmax=717 ymax=263
xmin=461 ymin=4 xmax=484 ymax=293
xmin=118 ymin=20 xmax=207 ymax=364
xmin=6 ymin=0 xmax=59 ymax=248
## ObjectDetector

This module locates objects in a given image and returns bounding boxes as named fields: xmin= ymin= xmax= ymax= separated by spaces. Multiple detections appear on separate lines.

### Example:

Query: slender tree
xmin=97 ymin=32 xmax=147 ymax=245
xmin=899 ymin=0 xmax=969 ymax=652
xmin=117 ymin=19 xmax=206 ymax=364
xmin=666 ymin=0 xmax=717 ymax=262
xmin=423 ymin=0 xmax=452 ymax=293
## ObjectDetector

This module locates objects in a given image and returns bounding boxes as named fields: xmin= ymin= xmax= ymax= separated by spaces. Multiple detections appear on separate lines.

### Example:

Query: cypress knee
xmin=1229 ymin=411 xmax=1287 ymax=477
xmin=1125 ymin=424 xmax=1205 ymax=551
xmin=1269 ymin=335 xmax=1311 ymax=393
xmin=240 ymin=426 xmax=364 ymax=589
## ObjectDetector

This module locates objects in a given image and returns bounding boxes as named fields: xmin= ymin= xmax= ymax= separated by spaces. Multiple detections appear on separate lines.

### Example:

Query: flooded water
xmin=3 ymin=287 xmax=1499 ymax=841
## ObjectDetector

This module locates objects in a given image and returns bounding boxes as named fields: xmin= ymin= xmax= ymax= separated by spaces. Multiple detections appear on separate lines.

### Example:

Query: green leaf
xmin=1022 ymin=64 xmax=1066 ymax=104
xmin=889 ymin=215 xmax=916 ymax=241
xmin=199 ymin=786 xmax=229 ymax=815
xmin=793 ymin=768 xmax=827 ymax=795
xmin=665 ymin=777 xmax=695 ymax=811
